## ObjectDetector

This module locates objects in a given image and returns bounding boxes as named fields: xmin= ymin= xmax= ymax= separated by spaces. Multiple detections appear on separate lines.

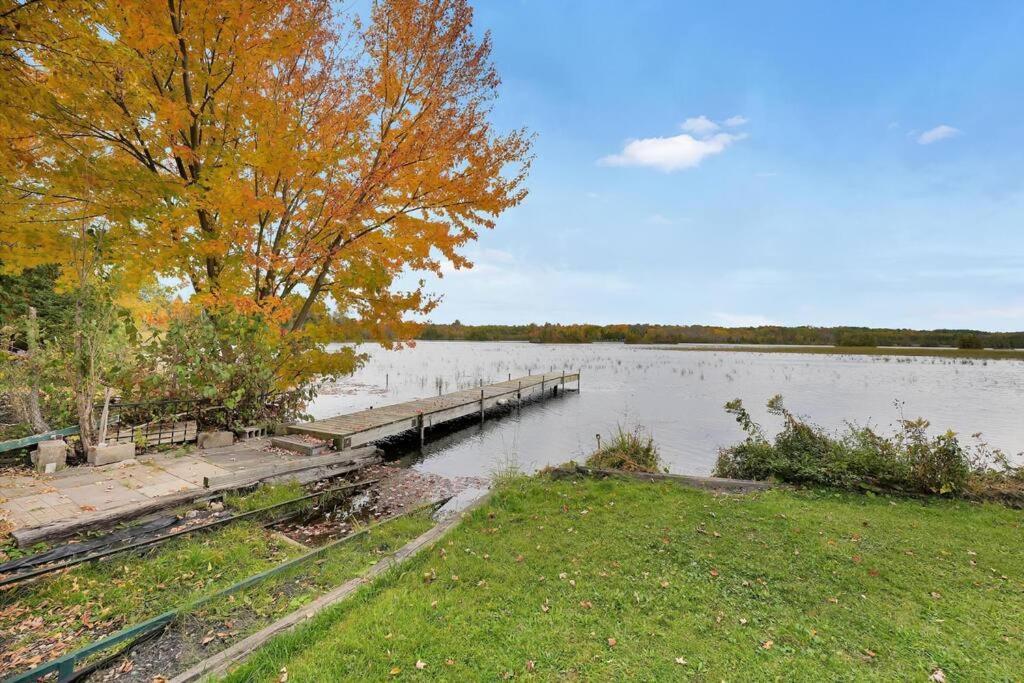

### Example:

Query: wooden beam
xmin=202 ymin=447 xmax=378 ymax=489
xmin=169 ymin=491 xmax=492 ymax=683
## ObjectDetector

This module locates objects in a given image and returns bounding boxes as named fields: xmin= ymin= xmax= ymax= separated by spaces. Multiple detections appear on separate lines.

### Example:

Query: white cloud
xmin=600 ymin=131 xmax=745 ymax=172
xmin=680 ymin=115 xmax=719 ymax=135
xmin=601 ymin=115 xmax=748 ymax=172
xmin=917 ymin=125 xmax=960 ymax=145
xmin=711 ymin=312 xmax=780 ymax=327
xmin=723 ymin=115 xmax=748 ymax=127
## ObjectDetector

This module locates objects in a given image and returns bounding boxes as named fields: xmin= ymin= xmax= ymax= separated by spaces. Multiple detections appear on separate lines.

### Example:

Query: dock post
xmin=517 ymin=381 xmax=522 ymax=411
xmin=418 ymin=413 xmax=425 ymax=448
xmin=480 ymin=389 xmax=485 ymax=423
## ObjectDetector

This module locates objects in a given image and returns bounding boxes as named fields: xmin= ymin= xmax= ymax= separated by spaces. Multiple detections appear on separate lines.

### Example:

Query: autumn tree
xmin=1 ymin=0 xmax=531 ymax=384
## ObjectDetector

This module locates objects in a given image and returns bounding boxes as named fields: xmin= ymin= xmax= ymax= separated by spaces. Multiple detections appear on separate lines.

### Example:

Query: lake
xmin=310 ymin=341 xmax=1024 ymax=479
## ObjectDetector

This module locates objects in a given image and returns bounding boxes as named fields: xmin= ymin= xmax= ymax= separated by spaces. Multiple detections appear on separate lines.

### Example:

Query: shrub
xmin=715 ymin=395 xmax=1017 ymax=500
xmin=586 ymin=426 xmax=663 ymax=473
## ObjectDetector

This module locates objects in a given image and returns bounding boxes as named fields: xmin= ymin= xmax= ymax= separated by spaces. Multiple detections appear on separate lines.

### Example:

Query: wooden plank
xmin=0 ymin=425 xmax=79 ymax=454
xmin=202 ymin=447 xmax=378 ymax=489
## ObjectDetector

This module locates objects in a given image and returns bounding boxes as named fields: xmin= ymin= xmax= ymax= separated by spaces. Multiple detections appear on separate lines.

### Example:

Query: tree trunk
xmin=25 ymin=307 xmax=50 ymax=433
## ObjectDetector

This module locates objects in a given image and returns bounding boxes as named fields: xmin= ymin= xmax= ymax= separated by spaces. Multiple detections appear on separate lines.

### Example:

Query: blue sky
xmin=410 ymin=1 xmax=1024 ymax=330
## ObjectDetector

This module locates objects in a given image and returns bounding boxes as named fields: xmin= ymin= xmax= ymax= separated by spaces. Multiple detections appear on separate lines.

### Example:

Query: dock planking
xmin=288 ymin=372 xmax=580 ymax=449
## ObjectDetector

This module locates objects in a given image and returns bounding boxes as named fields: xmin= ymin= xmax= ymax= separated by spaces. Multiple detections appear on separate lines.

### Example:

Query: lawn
xmin=224 ymin=475 xmax=1024 ymax=681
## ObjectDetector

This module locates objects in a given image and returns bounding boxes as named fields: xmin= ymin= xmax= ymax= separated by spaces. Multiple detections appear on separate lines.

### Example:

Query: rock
xmin=31 ymin=439 xmax=67 ymax=473
xmin=209 ymin=501 xmax=224 ymax=512
xmin=198 ymin=430 xmax=234 ymax=449
xmin=185 ymin=509 xmax=199 ymax=519
xmin=87 ymin=442 xmax=136 ymax=467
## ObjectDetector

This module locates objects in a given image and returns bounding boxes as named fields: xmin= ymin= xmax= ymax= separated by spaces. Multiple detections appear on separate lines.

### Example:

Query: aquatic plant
xmin=586 ymin=426 xmax=664 ymax=473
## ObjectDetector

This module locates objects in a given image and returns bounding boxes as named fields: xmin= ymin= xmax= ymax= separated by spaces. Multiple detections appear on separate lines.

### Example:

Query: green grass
xmin=668 ymin=345 xmax=1024 ymax=361
xmin=0 ymin=487 xmax=434 ymax=675
xmin=224 ymin=480 xmax=308 ymax=513
xmin=224 ymin=476 xmax=1024 ymax=681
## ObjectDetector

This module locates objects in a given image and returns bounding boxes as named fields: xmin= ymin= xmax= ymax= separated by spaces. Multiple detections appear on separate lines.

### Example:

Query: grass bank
xmin=667 ymin=344 xmax=1024 ymax=361
xmin=225 ymin=475 xmax=1023 ymax=681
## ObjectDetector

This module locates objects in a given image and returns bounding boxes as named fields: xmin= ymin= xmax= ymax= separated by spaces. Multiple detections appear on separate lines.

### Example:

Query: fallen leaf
xmin=675 ymin=657 xmax=687 ymax=665
xmin=607 ymin=637 xmax=617 ymax=647
xmin=389 ymin=667 xmax=401 ymax=676
xmin=526 ymin=660 xmax=536 ymax=671
xmin=278 ymin=666 xmax=288 ymax=682
xmin=579 ymin=600 xmax=593 ymax=609
xmin=930 ymin=669 xmax=946 ymax=683
xmin=761 ymin=640 xmax=774 ymax=650
xmin=416 ymin=660 xmax=427 ymax=670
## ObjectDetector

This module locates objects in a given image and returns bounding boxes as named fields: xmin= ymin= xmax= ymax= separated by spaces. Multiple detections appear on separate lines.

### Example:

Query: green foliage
xmin=133 ymin=308 xmax=315 ymax=429
xmin=715 ymin=396 xmax=1020 ymax=500
xmin=0 ymin=264 xmax=75 ymax=344
xmin=417 ymin=322 xmax=1024 ymax=350
xmin=957 ymin=334 xmax=983 ymax=349
xmin=223 ymin=476 xmax=1024 ymax=682
xmin=586 ymin=426 xmax=663 ymax=473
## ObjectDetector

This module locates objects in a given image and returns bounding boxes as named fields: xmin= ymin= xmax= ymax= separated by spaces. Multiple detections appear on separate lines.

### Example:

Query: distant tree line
xmin=416 ymin=322 xmax=1024 ymax=349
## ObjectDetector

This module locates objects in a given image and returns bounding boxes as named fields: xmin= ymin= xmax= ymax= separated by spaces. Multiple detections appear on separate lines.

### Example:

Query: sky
xmin=403 ymin=1 xmax=1024 ymax=331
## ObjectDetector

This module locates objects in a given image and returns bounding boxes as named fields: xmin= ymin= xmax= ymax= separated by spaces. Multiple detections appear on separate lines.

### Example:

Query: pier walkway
xmin=288 ymin=372 xmax=580 ymax=449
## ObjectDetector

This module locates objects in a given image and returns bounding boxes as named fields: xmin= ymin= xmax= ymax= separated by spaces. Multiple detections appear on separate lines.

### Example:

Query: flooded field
xmin=310 ymin=342 xmax=1024 ymax=479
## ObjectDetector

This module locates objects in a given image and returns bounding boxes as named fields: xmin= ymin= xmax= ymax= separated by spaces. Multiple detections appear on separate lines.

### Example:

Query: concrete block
xmin=87 ymin=442 xmax=136 ymax=467
xmin=31 ymin=439 xmax=67 ymax=473
xmin=198 ymin=430 xmax=234 ymax=449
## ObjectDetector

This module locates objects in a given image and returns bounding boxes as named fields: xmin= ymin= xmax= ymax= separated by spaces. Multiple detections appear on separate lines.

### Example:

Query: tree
xmin=1 ymin=0 xmax=531 ymax=382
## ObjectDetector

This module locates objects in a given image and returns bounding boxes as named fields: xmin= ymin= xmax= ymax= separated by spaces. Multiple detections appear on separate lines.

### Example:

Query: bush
xmin=714 ymin=395 xmax=1019 ymax=500
xmin=586 ymin=426 xmax=663 ymax=473
xmin=131 ymin=308 xmax=316 ymax=430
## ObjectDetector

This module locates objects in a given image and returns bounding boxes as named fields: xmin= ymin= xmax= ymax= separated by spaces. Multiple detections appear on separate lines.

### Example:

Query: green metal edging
xmin=4 ymin=499 xmax=446 ymax=683
xmin=0 ymin=425 xmax=79 ymax=455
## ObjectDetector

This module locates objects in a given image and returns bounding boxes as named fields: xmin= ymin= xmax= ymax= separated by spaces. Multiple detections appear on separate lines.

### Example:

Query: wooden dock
xmin=289 ymin=372 xmax=580 ymax=449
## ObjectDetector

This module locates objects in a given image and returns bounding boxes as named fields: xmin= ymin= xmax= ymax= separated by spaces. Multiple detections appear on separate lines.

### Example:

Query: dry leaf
xmin=761 ymin=640 xmax=774 ymax=650
xmin=607 ymin=637 xmax=617 ymax=647
xmin=930 ymin=669 xmax=946 ymax=683
xmin=278 ymin=666 xmax=288 ymax=682
xmin=416 ymin=660 xmax=427 ymax=670
xmin=675 ymin=657 xmax=687 ymax=665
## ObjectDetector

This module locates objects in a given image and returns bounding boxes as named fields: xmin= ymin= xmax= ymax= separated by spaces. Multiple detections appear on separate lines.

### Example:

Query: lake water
xmin=310 ymin=341 xmax=1024 ymax=479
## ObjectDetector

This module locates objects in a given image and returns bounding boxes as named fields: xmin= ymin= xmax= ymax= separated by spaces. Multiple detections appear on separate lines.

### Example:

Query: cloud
xmin=646 ymin=213 xmax=674 ymax=225
xmin=680 ymin=115 xmax=719 ymax=135
xmin=723 ymin=115 xmax=748 ymax=127
xmin=917 ymin=125 xmax=960 ymax=145
xmin=600 ymin=115 xmax=747 ymax=172
xmin=711 ymin=312 xmax=780 ymax=327
xmin=600 ymin=132 xmax=745 ymax=172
